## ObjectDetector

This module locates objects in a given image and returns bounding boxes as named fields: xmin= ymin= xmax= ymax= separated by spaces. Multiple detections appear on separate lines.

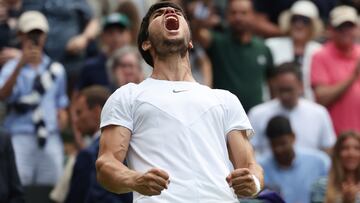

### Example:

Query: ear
xmin=142 ymin=40 xmax=152 ymax=51
xmin=188 ymin=41 xmax=194 ymax=49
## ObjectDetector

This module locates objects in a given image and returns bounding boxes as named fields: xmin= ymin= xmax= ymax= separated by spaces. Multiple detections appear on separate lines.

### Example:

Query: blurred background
xmin=0 ymin=0 xmax=360 ymax=202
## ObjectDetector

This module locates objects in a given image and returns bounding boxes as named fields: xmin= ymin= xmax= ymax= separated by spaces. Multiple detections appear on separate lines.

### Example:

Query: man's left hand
xmin=226 ymin=168 xmax=257 ymax=198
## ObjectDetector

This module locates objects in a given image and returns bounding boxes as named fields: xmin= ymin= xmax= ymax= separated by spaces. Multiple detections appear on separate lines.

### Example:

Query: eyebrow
xmin=150 ymin=7 xmax=182 ymax=19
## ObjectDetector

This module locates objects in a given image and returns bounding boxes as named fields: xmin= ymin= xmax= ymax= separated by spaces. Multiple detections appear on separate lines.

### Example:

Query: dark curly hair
xmin=137 ymin=1 xmax=186 ymax=67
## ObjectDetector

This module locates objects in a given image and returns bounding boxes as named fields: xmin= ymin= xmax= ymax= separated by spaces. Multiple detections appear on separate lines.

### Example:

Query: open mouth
xmin=165 ymin=15 xmax=179 ymax=31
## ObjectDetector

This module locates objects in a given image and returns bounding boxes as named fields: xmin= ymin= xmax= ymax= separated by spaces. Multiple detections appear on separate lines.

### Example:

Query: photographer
xmin=0 ymin=11 xmax=69 ymax=186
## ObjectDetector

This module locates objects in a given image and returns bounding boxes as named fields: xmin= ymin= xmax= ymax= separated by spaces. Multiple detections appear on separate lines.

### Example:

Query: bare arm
xmin=226 ymin=130 xmax=264 ymax=197
xmin=82 ymin=18 xmax=99 ymax=41
xmin=96 ymin=125 xmax=169 ymax=195
xmin=313 ymin=70 xmax=359 ymax=107
xmin=252 ymin=13 xmax=283 ymax=38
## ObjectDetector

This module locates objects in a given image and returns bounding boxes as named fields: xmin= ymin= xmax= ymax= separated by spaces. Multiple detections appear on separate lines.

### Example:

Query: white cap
xmin=291 ymin=0 xmax=319 ymax=19
xmin=18 ymin=11 xmax=49 ymax=33
xmin=330 ymin=6 xmax=358 ymax=27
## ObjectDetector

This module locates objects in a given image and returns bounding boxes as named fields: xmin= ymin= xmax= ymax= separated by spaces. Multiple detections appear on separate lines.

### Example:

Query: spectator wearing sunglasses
xmin=311 ymin=5 xmax=360 ymax=135
xmin=265 ymin=0 xmax=323 ymax=100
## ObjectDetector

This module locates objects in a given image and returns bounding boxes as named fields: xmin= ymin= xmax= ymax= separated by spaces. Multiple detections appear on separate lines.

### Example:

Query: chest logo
xmin=172 ymin=89 xmax=189 ymax=93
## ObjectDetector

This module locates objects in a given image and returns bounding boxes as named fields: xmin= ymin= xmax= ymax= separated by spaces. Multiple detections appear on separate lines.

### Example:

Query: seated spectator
xmin=266 ymin=0 xmax=323 ymax=100
xmin=0 ymin=133 xmax=24 ymax=203
xmin=311 ymin=131 xmax=360 ymax=203
xmin=249 ymin=63 xmax=336 ymax=157
xmin=0 ymin=11 xmax=69 ymax=186
xmin=106 ymin=46 xmax=144 ymax=90
xmin=196 ymin=0 xmax=274 ymax=112
xmin=311 ymin=5 xmax=360 ymax=135
xmin=65 ymin=86 xmax=132 ymax=203
xmin=76 ymin=13 xmax=132 ymax=91
xmin=260 ymin=115 xmax=330 ymax=203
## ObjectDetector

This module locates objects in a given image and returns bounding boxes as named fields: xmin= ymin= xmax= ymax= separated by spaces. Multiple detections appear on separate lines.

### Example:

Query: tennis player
xmin=96 ymin=2 xmax=263 ymax=202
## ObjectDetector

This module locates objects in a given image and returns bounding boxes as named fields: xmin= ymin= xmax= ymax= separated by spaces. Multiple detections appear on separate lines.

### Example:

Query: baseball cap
xmin=102 ymin=13 xmax=130 ymax=29
xmin=330 ymin=6 xmax=358 ymax=27
xmin=18 ymin=11 xmax=49 ymax=33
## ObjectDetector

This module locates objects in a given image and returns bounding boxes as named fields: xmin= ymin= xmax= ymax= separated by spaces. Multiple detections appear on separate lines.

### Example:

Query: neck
xmin=151 ymin=53 xmax=195 ymax=81
xmin=334 ymin=42 xmax=354 ymax=57
xmin=293 ymin=39 xmax=307 ymax=54
xmin=234 ymin=31 xmax=252 ymax=44
xmin=277 ymin=150 xmax=295 ymax=168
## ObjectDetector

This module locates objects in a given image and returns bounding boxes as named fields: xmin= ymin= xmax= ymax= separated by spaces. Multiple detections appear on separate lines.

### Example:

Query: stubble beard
xmin=149 ymin=34 xmax=189 ymax=59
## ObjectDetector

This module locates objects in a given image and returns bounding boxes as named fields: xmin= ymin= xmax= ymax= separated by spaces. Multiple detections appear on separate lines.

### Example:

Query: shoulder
xmin=299 ymin=99 xmax=328 ymax=115
xmin=265 ymin=37 xmax=291 ymax=47
xmin=211 ymin=89 xmax=239 ymax=105
xmin=248 ymin=99 xmax=279 ymax=117
xmin=110 ymin=83 xmax=138 ymax=100
xmin=297 ymin=148 xmax=330 ymax=166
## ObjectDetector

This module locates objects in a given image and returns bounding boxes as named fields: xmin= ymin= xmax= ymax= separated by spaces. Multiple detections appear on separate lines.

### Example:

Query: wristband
xmin=251 ymin=174 xmax=261 ymax=196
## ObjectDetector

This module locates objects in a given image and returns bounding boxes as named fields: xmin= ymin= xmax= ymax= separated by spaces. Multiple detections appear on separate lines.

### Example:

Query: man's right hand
xmin=131 ymin=168 xmax=170 ymax=196
xmin=19 ymin=40 xmax=42 ymax=66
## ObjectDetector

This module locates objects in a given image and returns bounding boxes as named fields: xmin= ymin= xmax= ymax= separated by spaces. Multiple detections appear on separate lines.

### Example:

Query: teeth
xmin=166 ymin=16 xmax=178 ymax=21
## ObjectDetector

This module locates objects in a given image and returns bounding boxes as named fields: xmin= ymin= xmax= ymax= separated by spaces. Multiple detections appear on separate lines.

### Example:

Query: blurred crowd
xmin=0 ymin=0 xmax=360 ymax=202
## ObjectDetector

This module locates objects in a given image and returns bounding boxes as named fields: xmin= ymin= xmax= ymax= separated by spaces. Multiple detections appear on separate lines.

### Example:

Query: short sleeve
xmin=0 ymin=59 xmax=20 ymax=102
xmin=311 ymin=52 xmax=331 ymax=87
xmin=100 ymin=84 xmax=134 ymax=131
xmin=224 ymin=92 xmax=254 ymax=137
xmin=54 ymin=63 xmax=69 ymax=109
xmin=319 ymin=108 xmax=336 ymax=149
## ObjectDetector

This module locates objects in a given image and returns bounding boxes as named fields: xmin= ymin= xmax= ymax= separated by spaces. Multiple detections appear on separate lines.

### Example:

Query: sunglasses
xmin=291 ymin=15 xmax=312 ymax=25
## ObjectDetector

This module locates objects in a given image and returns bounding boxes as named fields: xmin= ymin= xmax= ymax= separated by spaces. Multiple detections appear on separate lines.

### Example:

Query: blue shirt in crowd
xmin=0 ymin=55 xmax=69 ymax=135
xmin=259 ymin=148 xmax=330 ymax=203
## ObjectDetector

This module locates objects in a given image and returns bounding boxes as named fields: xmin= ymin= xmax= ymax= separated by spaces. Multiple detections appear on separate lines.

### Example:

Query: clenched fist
xmin=226 ymin=168 xmax=258 ymax=198
xmin=131 ymin=168 xmax=170 ymax=196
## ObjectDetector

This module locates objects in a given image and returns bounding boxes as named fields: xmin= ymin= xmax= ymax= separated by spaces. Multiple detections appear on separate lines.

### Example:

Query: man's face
xmin=226 ymin=0 xmax=254 ymax=34
xmin=269 ymin=134 xmax=295 ymax=166
xmin=74 ymin=96 xmax=100 ymax=136
xmin=275 ymin=73 xmax=302 ymax=109
xmin=113 ymin=52 xmax=143 ymax=86
xmin=21 ymin=30 xmax=47 ymax=48
xmin=146 ymin=6 xmax=192 ymax=57
xmin=102 ymin=25 xmax=132 ymax=54
xmin=332 ymin=22 xmax=357 ymax=49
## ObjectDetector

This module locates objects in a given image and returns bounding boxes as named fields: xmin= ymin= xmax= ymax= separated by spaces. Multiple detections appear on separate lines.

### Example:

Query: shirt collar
xmin=327 ymin=41 xmax=360 ymax=60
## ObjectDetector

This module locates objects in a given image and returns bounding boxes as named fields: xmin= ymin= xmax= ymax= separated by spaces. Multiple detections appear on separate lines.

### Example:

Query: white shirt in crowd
xmin=265 ymin=37 xmax=322 ymax=100
xmin=100 ymin=78 xmax=254 ymax=203
xmin=248 ymin=98 xmax=336 ymax=158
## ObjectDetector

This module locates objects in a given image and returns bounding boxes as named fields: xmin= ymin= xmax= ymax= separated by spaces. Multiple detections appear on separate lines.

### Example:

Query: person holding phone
xmin=0 ymin=11 xmax=69 ymax=186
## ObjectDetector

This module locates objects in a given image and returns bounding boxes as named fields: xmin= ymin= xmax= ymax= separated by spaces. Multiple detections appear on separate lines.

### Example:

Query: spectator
xmin=0 ymin=0 xmax=21 ymax=66
xmin=260 ymin=115 xmax=330 ymax=203
xmin=106 ymin=46 xmax=144 ymax=90
xmin=0 ymin=11 xmax=69 ymax=186
xmin=266 ymin=0 xmax=323 ymax=100
xmin=76 ymin=13 xmax=132 ymax=91
xmin=249 ymin=63 xmax=336 ymax=157
xmin=311 ymin=131 xmax=360 ymax=203
xmin=196 ymin=0 xmax=274 ymax=112
xmin=117 ymin=0 xmax=141 ymax=45
xmin=65 ymin=86 xmax=132 ymax=203
xmin=22 ymin=0 xmax=99 ymax=89
xmin=253 ymin=0 xmax=336 ymax=38
xmin=311 ymin=5 xmax=360 ymax=135
xmin=0 ymin=133 xmax=24 ymax=203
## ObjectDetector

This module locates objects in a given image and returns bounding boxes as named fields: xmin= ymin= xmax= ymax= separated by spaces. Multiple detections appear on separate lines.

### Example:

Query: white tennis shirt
xmin=100 ymin=78 xmax=253 ymax=203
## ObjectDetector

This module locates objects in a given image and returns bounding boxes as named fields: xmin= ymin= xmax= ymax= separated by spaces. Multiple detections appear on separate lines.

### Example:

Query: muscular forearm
xmin=0 ymin=62 xmax=23 ymax=100
xmin=82 ymin=19 xmax=99 ymax=41
xmin=96 ymin=154 xmax=139 ymax=194
xmin=314 ymin=74 xmax=357 ymax=107
xmin=227 ymin=131 xmax=264 ymax=187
